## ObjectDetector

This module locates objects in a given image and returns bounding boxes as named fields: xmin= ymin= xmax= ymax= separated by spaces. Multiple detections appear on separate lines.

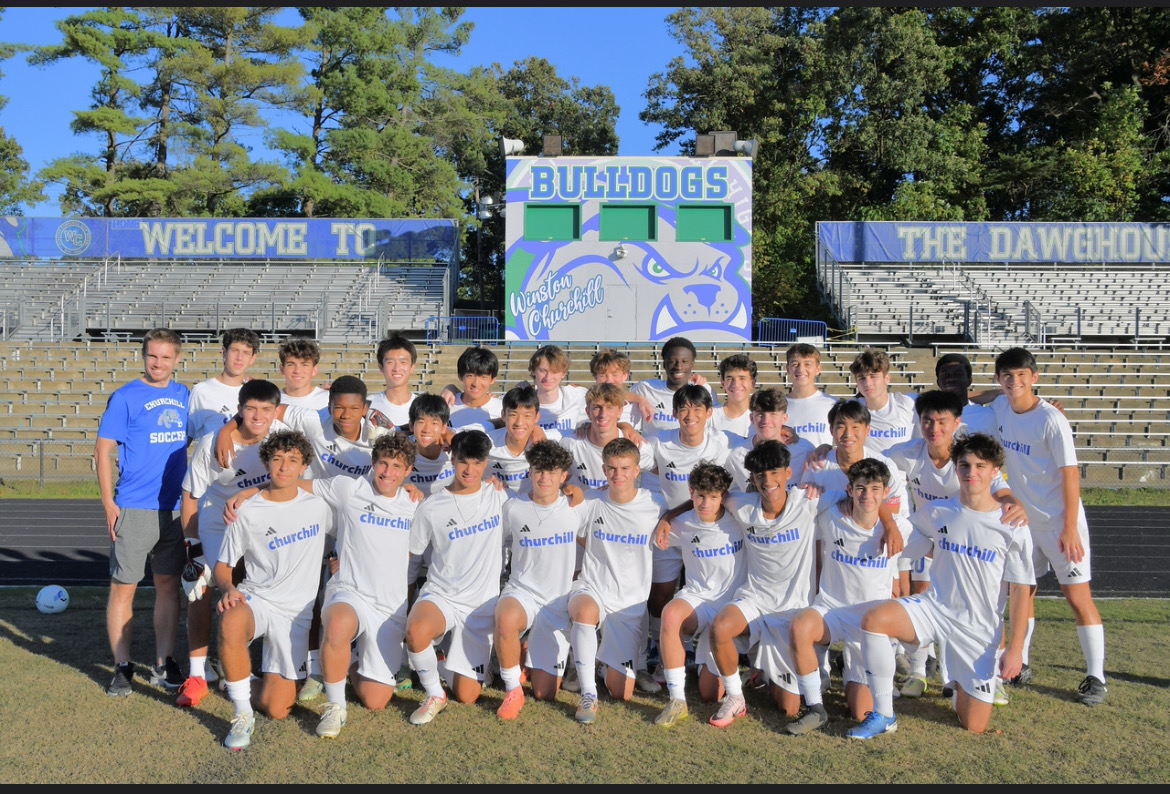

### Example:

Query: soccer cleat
xmin=1009 ymin=663 xmax=1033 ymax=686
xmin=847 ymin=711 xmax=898 ymax=740
xmin=575 ymin=693 xmax=598 ymax=724
xmin=395 ymin=665 xmax=413 ymax=693
xmin=298 ymin=675 xmax=324 ymax=703
xmin=655 ymin=698 xmax=689 ymax=728
xmin=409 ymin=694 xmax=448 ymax=725
xmin=150 ymin=656 xmax=184 ymax=690
xmin=785 ymin=704 xmax=829 ymax=736
xmin=107 ymin=662 xmax=134 ymax=697
xmin=176 ymin=675 xmax=209 ymax=707
xmin=1075 ymin=675 xmax=1108 ymax=706
xmin=635 ymin=669 xmax=662 ymax=694
xmin=224 ymin=712 xmax=255 ymax=750
xmin=993 ymin=679 xmax=1010 ymax=707
xmin=652 ymin=663 xmax=667 ymax=687
xmin=942 ymin=685 xmax=955 ymax=699
xmin=709 ymin=694 xmax=747 ymax=728
xmin=744 ymin=668 xmax=768 ymax=692
xmin=316 ymin=703 xmax=347 ymax=738
xmin=900 ymin=675 xmax=927 ymax=699
xmin=497 ymin=687 xmax=525 ymax=721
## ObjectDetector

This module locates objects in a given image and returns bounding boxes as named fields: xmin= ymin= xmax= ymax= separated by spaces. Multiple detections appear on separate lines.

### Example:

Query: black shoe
xmin=1008 ymin=663 xmax=1033 ymax=686
xmin=942 ymin=685 xmax=954 ymax=699
xmin=1075 ymin=675 xmax=1107 ymax=706
xmin=108 ymin=662 xmax=134 ymax=697
xmin=150 ymin=656 xmax=184 ymax=690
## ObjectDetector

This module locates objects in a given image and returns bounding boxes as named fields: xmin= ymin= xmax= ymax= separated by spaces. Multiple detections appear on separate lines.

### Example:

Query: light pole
xmin=473 ymin=183 xmax=502 ymax=313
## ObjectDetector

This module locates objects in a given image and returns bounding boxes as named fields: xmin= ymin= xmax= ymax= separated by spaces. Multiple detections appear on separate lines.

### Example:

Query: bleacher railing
xmin=757 ymin=317 xmax=827 ymax=345
xmin=424 ymin=315 xmax=500 ymax=343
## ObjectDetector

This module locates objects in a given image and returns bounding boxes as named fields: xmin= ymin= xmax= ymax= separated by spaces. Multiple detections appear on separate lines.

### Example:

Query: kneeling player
xmin=652 ymin=462 xmax=745 ymax=727
xmin=215 ymin=430 xmax=334 ymax=750
xmin=494 ymin=441 xmax=587 ymax=719
xmin=848 ymin=434 xmax=1035 ymax=739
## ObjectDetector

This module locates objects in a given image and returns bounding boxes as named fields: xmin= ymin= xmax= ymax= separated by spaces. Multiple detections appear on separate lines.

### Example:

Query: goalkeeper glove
xmin=181 ymin=539 xmax=211 ymax=603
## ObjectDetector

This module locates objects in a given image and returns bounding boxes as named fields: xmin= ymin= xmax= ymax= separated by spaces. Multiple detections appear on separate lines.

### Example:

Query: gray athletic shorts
xmin=109 ymin=508 xmax=184 ymax=584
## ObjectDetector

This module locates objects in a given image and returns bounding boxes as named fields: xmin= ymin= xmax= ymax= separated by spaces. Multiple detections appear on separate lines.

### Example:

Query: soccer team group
xmin=94 ymin=327 xmax=1108 ymax=750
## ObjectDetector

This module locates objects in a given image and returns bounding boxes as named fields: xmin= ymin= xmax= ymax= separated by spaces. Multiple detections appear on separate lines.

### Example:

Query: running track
xmin=0 ymin=500 xmax=1167 ymax=597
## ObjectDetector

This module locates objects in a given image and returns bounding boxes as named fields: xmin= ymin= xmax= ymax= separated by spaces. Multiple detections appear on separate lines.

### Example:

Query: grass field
xmin=1 ymin=589 xmax=1167 ymax=784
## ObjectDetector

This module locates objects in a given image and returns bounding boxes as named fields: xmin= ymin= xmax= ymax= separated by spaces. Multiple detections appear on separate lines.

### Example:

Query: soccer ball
xmin=36 ymin=585 xmax=69 ymax=614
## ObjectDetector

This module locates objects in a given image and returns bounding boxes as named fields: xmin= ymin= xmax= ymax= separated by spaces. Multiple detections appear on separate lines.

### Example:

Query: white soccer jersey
xmin=577 ymin=489 xmax=667 ymax=611
xmin=959 ymin=401 xmax=996 ymax=437
xmin=990 ymin=396 xmax=1086 ymax=532
xmin=667 ymin=510 xmax=747 ymax=603
xmin=188 ymin=377 xmax=243 ymax=440
xmin=709 ymin=407 xmax=751 ymax=439
xmin=884 ymin=437 xmax=1009 ymax=512
xmin=785 ymin=391 xmax=839 ymax=448
xmin=408 ymin=446 xmax=454 ymax=495
xmin=502 ymin=493 xmax=587 ymax=605
xmin=631 ymin=379 xmax=720 ymax=440
xmin=799 ymin=447 xmax=910 ymax=517
xmin=726 ymin=436 xmax=816 ymax=493
xmin=813 ymin=495 xmax=899 ymax=610
xmin=725 ymin=489 xmax=820 ymax=614
xmin=220 ymin=489 xmax=334 ymax=619
xmin=648 ymin=429 xmax=731 ymax=508
xmin=281 ymin=387 xmax=329 ymax=414
xmin=409 ymin=485 xmax=510 ymax=612
xmin=536 ymin=384 xmax=588 ymax=434
xmin=182 ymin=419 xmax=290 ymax=535
xmin=314 ymin=476 xmax=418 ymax=616
xmin=283 ymin=404 xmax=375 ymax=480
xmin=486 ymin=426 xmax=561 ymax=493
xmin=860 ymin=391 xmax=920 ymax=451
xmin=906 ymin=498 xmax=1036 ymax=643
xmin=368 ymin=391 xmax=416 ymax=429
xmin=449 ymin=394 xmax=503 ymax=431
xmin=559 ymin=434 xmax=654 ymax=491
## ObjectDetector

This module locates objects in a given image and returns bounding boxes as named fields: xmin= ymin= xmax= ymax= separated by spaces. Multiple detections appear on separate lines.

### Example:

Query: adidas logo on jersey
xmin=594 ymin=516 xmax=606 ymax=525
xmin=520 ymin=524 xmax=531 ymax=533
xmin=655 ymin=403 xmax=665 ymax=410
xmin=835 ymin=538 xmax=846 ymax=547
xmin=911 ymin=476 xmax=920 ymax=485
xmin=493 ymin=462 xmax=503 ymax=469
xmin=691 ymin=535 xmax=701 ymax=544
xmin=265 ymin=527 xmax=277 ymax=536
xmin=666 ymin=462 xmax=676 ymax=468
xmin=939 ymin=525 xmax=949 ymax=534
xmin=446 ymin=518 xmax=458 ymax=527
xmin=363 ymin=503 xmax=377 ymax=513
xmin=746 ymin=525 xmax=757 ymax=535
xmin=235 ymin=468 xmax=247 ymax=477
xmin=577 ymin=463 xmax=588 ymax=470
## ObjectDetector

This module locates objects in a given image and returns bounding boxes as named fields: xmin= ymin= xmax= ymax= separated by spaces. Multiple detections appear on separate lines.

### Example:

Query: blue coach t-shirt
xmin=97 ymin=379 xmax=190 ymax=510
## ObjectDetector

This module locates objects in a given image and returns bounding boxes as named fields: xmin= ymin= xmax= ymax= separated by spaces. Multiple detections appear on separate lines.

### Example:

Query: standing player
xmin=188 ymin=328 xmax=260 ymax=440
xmin=847 ymin=434 xmax=1035 ymax=738
xmin=709 ymin=354 xmax=756 ymax=439
xmin=652 ymin=462 xmax=745 ymax=727
xmin=560 ymin=383 xmax=655 ymax=492
xmin=567 ymin=438 xmax=667 ymax=723
xmin=215 ymin=430 xmax=334 ymax=750
xmin=494 ymin=441 xmax=587 ymax=719
xmin=590 ymin=347 xmax=649 ymax=425
xmin=850 ymin=347 xmax=919 ymax=452
xmin=95 ymin=328 xmax=189 ymax=697
xmin=528 ymin=344 xmax=589 ymax=435
xmin=368 ymin=332 xmax=419 ymax=430
xmin=934 ymin=352 xmax=997 ymax=436
xmin=405 ymin=430 xmax=510 ymax=724
xmin=176 ymin=378 xmax=287 ymax=708
xmin=631 ymin=336 xmax=719 ymax=441
xmin=990 ymin=347 xmax=1107 ymax=705
xmin=277 ymin=337 xmax=329 ymax=419
xmin=446 ymin=347 xmax=503 ymax=430
xmin=725 ymin=388 xmax=816 ymax=494
xmin=783 ymin=343 xmax=838 ymax=448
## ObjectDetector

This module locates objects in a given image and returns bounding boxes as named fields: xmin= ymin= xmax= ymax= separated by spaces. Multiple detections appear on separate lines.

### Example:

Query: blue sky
xmin=0 ymin=7 xmax=685 ymax=216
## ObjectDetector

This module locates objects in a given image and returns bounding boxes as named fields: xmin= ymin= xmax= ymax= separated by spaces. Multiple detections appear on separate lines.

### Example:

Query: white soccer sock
xmin=1077 ymin=623 xmax=1106 ymax=681
xmin=226 ymin=678 xmax=253 ymax=716
xmin=910 ymin=645 xmax=929 ymax=677
xmin=324 ymin=679 xmax=346 ymax=705
xmin=798 ymin=671 xmax=823 ymax=708
xmin=664 ymin=666 xmax=687 ymax=702
xmin=862 ymin=630 xmax=896 ymax=718
xmin=500 ymin=665 xmax=523 ymax=692
xmin=408 ymin=646 xmax=444 ymax=698
xmin=571 ymin=622 xmax=599 ymax=699
xmin=721 ymin=671 xmax=743 ymax=699
xmin=308 ymin=649 xmax=322 ymax=678
xmin=189 ymin=655 xmax=207 ymax=679
xmin=1021 ymin=618 xmax=1035 ymax=665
